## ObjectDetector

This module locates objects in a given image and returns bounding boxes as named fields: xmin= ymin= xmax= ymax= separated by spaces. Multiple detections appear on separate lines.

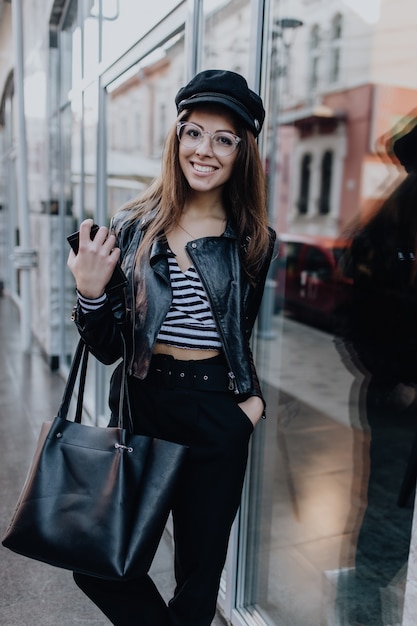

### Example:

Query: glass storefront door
xmin=0 ymin=77 xmax=19 ymax=300
xmin=234 ymin=1 xmax=417 ymax=625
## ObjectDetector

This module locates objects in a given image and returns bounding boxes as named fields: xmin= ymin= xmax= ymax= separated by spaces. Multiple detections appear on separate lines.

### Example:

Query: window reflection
xmin=82 ymin=2 xmax=99 ymax=78
xmin=202 ymin=0 xmax=251 ymax=76
xmin=49 ymin=2 xmax=80 ymax=369
xmin=329 ymin=14 xmax=343 ymax=84
xmin=298 ymin=153 xmax=312 ymax=215
xmin=105 ymin=38 xmax=184 ymax=218
xmin=100 ymin=0 xmax=186 ymax=68
xmin=319 ymin=150 xmax=333 ymax=215
xmin=309 ymin=24 xmax=320 ymax=91
xmin=242 ymin=1 xmax=417 ymax=625
xmin=334 ymin=115 xmax=417 ymax=624
xmin=83 ymin=82 xmax=99 ymax=219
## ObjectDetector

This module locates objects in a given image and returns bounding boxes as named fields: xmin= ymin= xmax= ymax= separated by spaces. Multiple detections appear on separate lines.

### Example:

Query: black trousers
xmin=74 ymin=354 xmax=254 ymax=626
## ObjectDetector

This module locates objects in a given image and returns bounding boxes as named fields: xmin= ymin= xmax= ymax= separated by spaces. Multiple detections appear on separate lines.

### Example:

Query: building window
xmin=298 ymin=153 xmax=312 ymax=215
xmin=331 ymin=11 xmax=343 ymax=39
xmin=158 ymin=103 xmax=166 ymax=150
xmin=120 ymin=116 xmax=128 ymax=151
xmin=309 ymin=25 xmax=321 ymax=91
xmin=329 ymin=13 xmax=342 ymax=83
xmin=319 ymin=150 xmax=333 ymax=215
xmin=135 ymin=113 xmax=141 ymax=151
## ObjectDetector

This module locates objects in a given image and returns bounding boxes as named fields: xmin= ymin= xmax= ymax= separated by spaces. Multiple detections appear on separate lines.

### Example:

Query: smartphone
xmin=67 ymin=224 xmax=128 ymax=293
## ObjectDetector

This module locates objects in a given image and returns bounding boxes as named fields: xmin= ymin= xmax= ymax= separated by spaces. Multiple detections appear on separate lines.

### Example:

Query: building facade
xmin=2 ymin=0 xmax=417 ymax=624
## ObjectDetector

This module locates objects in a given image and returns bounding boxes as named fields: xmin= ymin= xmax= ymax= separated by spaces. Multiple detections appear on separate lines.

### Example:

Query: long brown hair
xmin=118 ymin=108 xmax=270 ymax=281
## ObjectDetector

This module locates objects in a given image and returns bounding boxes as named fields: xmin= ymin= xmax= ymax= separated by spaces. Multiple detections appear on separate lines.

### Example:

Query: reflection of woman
xmin=341 ymin=124 xmax=417 ymax=625
xmin=67 ymin=69 xmax=276 ymax=626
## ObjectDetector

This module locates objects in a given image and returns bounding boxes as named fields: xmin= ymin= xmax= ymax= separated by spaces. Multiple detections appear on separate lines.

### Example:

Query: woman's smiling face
xmin=178 ymin=107 xmax=239 ymax=196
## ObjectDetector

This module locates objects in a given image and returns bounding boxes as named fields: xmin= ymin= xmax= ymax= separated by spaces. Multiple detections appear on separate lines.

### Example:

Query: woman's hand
xmin=67 ymin=219 xmax=121 ymax=299
xmin=238 ymin=395 xmax=264 ymax=428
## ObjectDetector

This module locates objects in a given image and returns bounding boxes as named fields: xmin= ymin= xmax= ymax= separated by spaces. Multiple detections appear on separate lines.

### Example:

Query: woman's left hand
xmin=238 ymin=395 xmax=264 ymax=428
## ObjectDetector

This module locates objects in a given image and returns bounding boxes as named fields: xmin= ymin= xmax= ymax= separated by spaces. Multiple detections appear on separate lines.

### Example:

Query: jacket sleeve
xmin=244 ymin=228 xmax=277 ymax=336
xmin=72 ymin=292 xmax=125 ymax=365
xmin=71 ymin=215 xmax=131 ymax=365
xmin=240 ymin=228 xmax=277 ymax=410
xmin=236 ymin=344 xmax=266 ymax=418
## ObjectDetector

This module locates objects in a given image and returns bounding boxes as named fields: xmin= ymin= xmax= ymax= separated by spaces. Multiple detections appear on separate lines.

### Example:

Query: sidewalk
xmin=0 ymin=296 xmax=226 ymax=626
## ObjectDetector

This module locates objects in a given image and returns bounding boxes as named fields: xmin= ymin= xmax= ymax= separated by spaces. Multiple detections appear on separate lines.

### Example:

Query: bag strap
xmin=117 ymin=335 xmax=132 ymax=430
xmin=57 ymin=338 xmax=130 ymax=429
xmin=57 ymin=339 xmax=86 ymax=421
xmin=74 ymin=341 xmax=89 ymax=423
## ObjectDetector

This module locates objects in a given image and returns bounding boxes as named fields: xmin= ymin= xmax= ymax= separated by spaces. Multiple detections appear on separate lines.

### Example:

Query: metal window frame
xmin=204 ymin=0 xmax=269 ymax=624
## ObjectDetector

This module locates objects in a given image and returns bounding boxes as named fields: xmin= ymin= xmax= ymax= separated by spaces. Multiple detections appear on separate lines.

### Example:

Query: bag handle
xmin=57 ymin=338 xmax=130 ymax=429
xmin=75 ymin=341 xmax=89 ymax=423
xmin=57 ymin=339 xmax=86 ymax=421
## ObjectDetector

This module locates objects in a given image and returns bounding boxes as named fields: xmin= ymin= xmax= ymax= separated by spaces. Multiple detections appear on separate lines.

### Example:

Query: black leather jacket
xmin=73 ymin=211 xmax=276 ymax=404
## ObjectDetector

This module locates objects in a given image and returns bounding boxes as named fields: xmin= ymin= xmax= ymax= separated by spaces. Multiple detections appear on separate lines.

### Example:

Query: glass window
xmin=202 ymin=0 xmax=251 ymax=76
xmin=237 ymin=1 xmax=417 ymax=625
xmin=309 ymin=25 xmax=321 ymax=91
xmin=329 ymin=14 xmax=343 ymax=84
xmin=100 ymin=0 xmax=186 ymax=68
xmin=319 ymin=150 xmax=333 ymax=215
xmin=298 ymin=153 xmax=312 ymax=215
xmin=49 ymin=0 xmax=85 ymax=371
xmin=82 ymin=0 xmax=99 ymax=79
xmin=0 ymin=76 xmax=18 ymax=298
xmin=105 ymin=31 xmax=185 ymax=219
xmin=0 ymin=126 xmax=4 ymax=294
xmin=304 ymin=246 xmax=332 ymax=280
xmin=83 ymin=82 xmax=99 ymax=220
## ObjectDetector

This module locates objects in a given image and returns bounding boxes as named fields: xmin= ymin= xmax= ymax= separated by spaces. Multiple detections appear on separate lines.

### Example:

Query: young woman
xmin=68 ymin=69 xmax=276 ymax=626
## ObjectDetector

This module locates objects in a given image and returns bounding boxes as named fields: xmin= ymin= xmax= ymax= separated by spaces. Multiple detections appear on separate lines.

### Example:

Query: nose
xmin=195 ymin=132 xmax=213 ymax=156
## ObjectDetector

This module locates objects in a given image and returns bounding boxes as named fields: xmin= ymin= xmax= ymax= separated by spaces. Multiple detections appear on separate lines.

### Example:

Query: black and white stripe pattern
xmin=157 ymin=256 xmax=222 ymax=350
xmin=77 ymin=290 xmax=107 ymax=313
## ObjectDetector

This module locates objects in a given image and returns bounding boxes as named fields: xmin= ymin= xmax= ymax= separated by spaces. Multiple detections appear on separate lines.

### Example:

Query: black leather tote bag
xmin=2 ymin=339 xmax=187 ymax=580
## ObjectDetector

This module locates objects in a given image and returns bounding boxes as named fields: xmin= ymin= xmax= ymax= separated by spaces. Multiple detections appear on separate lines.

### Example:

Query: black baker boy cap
xmin=175 ymin=69 xmax=265 ymax=137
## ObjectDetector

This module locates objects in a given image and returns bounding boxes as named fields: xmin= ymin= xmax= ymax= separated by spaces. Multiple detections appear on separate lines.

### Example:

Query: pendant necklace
xmin=177 ymin=218 xmax=226 ymax=239
xmin=178 ymin=222 xmax=196 ymax=239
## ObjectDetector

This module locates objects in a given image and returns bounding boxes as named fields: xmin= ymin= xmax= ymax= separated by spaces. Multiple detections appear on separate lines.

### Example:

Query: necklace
xmin=178 ymin=222 xmax=196 ymax=239
xmin=177 ymin=218 xmax=226 ymax=240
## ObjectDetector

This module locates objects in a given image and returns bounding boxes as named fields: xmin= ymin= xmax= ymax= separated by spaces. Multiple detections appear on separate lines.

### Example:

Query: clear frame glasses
xmin=176 ymin=122 xmax=242 ymax=157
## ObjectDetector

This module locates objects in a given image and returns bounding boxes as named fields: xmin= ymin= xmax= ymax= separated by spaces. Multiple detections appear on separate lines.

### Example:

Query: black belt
xmin=146 ymin=354 xmax=232 ymax=392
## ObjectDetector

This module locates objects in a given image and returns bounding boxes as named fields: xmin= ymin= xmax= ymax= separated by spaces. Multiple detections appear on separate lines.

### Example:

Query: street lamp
xmin=268 ymin=15 xmax=304 ymax=199
xmin=273 ymin=18 xmax=304 ymax=82
xmin=276 ymin=18 xmax=304 ymax=37
xmin=90 ymin=0 xmax=120 ymax=21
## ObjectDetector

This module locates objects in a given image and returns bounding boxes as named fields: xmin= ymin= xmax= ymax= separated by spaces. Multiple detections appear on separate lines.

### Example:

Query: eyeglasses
xmin=176 ymin=122 xmax=242 ymax=157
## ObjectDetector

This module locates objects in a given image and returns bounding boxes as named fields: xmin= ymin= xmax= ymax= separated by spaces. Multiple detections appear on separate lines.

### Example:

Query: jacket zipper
xmin=127 ymin=231 xmax=143 ymax=376
xmin=127 ymin=238 xmax=172 ymax=376
xmin=186 ymin=244 xmax=240 ymax=395
xmin=227 ymin=370 xmax=238 ymax=392
xmin=128 ymin=265 xmax=136 ymax=376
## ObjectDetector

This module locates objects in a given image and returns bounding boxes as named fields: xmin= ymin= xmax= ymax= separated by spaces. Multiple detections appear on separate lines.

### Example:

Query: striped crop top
xmin=156 ymin=256 xmax=222 ymax=351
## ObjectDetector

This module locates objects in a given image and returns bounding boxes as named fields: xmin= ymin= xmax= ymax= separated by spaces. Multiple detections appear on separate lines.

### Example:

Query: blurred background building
xmin=2 ymin=1 xmax=417 ymax=624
